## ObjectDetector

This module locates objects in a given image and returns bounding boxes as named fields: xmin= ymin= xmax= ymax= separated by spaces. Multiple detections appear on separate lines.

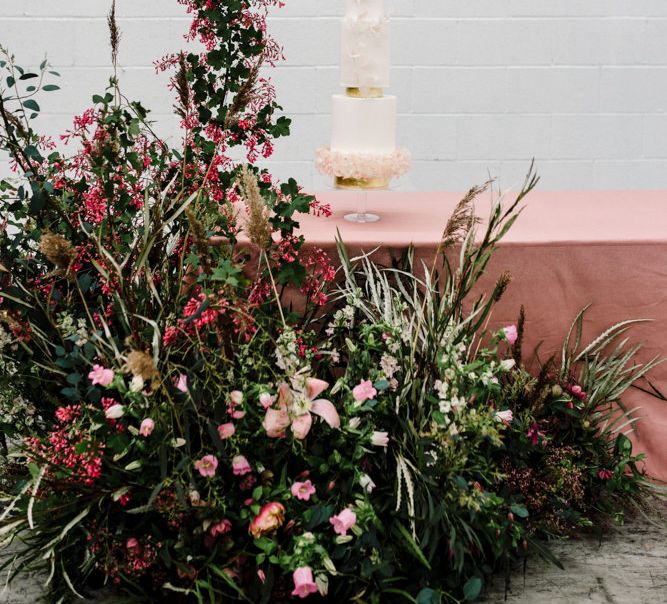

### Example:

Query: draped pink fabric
xmin=298 ymin=190 xmax=667 ymax=481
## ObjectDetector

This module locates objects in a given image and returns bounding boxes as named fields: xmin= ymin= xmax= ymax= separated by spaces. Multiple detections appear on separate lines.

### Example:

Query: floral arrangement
xmin=0 ymin=2 xmax=663 ymax=603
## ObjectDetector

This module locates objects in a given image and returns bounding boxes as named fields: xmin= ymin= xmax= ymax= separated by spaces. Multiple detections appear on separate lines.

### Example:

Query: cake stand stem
xmin=344 ymin=190 xmax=380 ymax=223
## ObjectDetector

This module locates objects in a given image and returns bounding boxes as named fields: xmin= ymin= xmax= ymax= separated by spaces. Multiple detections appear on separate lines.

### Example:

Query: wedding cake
xmin=315 ymin=0 xmax=410 ymax=189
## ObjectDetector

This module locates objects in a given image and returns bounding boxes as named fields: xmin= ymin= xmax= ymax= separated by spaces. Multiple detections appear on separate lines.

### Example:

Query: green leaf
xmin=43 ymin=84 xmax=60 ymax=91
xmin=510 ymin=504 xmax=529 ymax=518
xmin=22 ymin=99 xmax=40 ymax=112
xmin=416 ymin=588 xmax=440 ymax=604
xmin=463 ymin=577 xmax=482 ymax=601
xmin=6 ymin=76 xmax=15 ymax=88
xmin=19 ymin=72 xmax=38 ymax=81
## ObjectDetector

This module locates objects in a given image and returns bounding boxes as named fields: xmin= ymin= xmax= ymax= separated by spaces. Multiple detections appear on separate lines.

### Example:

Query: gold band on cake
xmin=335 ymin=176 xmax=389 ymax=190
xmin=345 ymin=87 xmax=383 ymax=99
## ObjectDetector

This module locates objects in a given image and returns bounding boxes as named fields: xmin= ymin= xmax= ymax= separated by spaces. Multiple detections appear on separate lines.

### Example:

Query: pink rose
xmin=330 ymin=507 xmax=357 ymax=536
xmin=249 ymin=502 xmax=285 ymax=538
xmin=210 ymin=519 xmax=232 ymax=537
xmin=217 ymin=423 xmax=235 ymax=440
xmin=174 ymin=373 xmax=188 ymax=393
xmin=503 ymin=325 xmax=518 ymax=345
xmin=139 ymin=418 xmax=155 ymax=437
xmin=194 ymin=455 xmax=218 ymax=478
xmin=352 ymin=379 xmax=377 ymax=403
xmin=232 ymin=455 xmax=252 ymax=476
xmin=291 ymin=479 xmax=316 ymax=501
xmin=89 ymin=364 xmax=114 ymax=386
xmin=291 ymin=566 xmax=318 ymax=599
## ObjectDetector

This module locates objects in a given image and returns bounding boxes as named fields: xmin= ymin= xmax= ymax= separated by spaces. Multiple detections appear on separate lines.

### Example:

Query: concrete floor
xmin=2 ymin=507 xmax=666 ymax=603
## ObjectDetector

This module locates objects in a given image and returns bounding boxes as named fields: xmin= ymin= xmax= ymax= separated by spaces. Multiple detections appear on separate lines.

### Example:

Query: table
xmin=298 ymin=191 xmax=667 ymax=481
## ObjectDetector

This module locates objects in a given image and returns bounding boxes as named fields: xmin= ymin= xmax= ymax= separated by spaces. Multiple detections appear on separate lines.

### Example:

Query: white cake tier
xmin=331 ymin=94 xmax=396 ymax=154
xmin=340 ymin=7 xmax=390 ymax=88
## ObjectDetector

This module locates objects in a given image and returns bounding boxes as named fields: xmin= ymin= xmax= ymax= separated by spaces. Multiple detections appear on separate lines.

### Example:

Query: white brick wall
xmin=1 ymin=0 xmax=667 ymax=190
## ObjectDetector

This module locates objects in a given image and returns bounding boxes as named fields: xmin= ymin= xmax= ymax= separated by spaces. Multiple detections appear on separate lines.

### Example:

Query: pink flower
xmin=257 ymin=569 xmax=267 ymax=583
xmin=89 ymin=364 xmax=114 ymax=386
xmin=259 ymin=392 xmax=274 ymax=409
xmin=263 ymin=406 xmax=291 ymax=438
xmin=370 ymin=431 xmax=389 ymax=448
xmin=249 ymin=502 xmax=285 ymax=538
xmin=598 ymin=468 xmax=614 ymax=480
xmin=527 ymin=422 xmax=545 ymax=446
xmin=217 ymin=423 xmax=235 ymax=440
xmin=352 ymin=379 xmax=377 ymax=403
xmin=232 ymin=455 xmax=252 ymax=476
xmin=291 ymin=566 xmax=318 ymax=599
xmin=569 ymin=384 xmax=587 ymax=401
xmin=494 ymin=410 xmax=513 ymax=424
xmin=126 ymin=537 xmax=139 ymax=550
xmin=330 ymin=507 xmax=357 ymax=536
xmin=174 ymin=373 xmax=188 ymax=393
xmin=263 ymin=380 xmax=340 ymax=440
xmin=291 ymin=480 xmax=316 ymax=501
xmin=503 ymin=325 xmax=518 ymax=345
xmin=139 ymin=418 xmax=155 ymax=437
xmin=210 ymin=519 xmax=232 ymax=537
xmin=194 ymin=455 xmax=218 ymax=478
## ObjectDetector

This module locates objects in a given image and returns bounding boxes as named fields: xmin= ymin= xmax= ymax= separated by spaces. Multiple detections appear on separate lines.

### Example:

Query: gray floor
xmin=1 ymin=507 xmax=666 ymax=603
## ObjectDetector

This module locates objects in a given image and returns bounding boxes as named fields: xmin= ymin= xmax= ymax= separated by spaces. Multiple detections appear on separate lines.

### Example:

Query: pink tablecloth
xmin=298 ymin=191 xmax=667 ymax=482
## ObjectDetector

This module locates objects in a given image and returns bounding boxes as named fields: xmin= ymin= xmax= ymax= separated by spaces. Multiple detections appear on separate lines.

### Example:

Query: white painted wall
xmin=1 ymin=0 xmax=667 ymax=190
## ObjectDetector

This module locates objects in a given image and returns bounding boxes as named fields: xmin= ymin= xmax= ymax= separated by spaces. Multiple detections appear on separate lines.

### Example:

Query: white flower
xmin=434 ymin=379 xmax=449 ymax=399
xmin=359 ymin=473 xmax=376 ymax=493
xmin=105 ymin=404 xmax=125 ymax=419
xmin=230 ymin=390 xmax=244 ymax=405
xmin=130 ymin=375 xmax=144 ymax=392
xmin=500 ymin=359 xmax=516 ymax=371
xmin=380 ymin=354 xmax=399 ymax=378
xmin=370 ymin=431 xmax=389 ymax=448
xmin=495 ymin=409 xmax=513 ymax=423
xmin=348 ymin=417 xmax=362 ymax=430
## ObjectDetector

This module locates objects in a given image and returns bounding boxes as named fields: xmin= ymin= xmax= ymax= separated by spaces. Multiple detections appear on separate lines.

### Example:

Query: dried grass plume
xmin=39 ymin=232 xmax=75 ymax=269
xmin=239 ymin=165 xmax=272 ymax=249
xmin=108 ymin=0 xmax=121 ymax=70
xmin=125 ymin=350 xmax=158 ymax=381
